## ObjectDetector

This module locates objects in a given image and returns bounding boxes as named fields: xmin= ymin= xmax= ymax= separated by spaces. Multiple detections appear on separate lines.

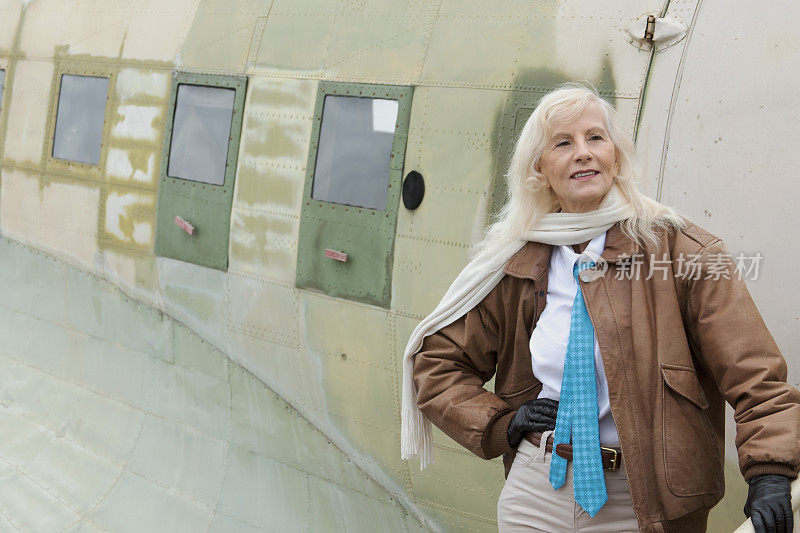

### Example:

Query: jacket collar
xmin=502 ymin=221 xmax=640 ymax=281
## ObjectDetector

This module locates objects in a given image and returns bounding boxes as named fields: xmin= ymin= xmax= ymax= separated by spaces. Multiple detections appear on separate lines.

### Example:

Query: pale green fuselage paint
xmin=0 ymin=1 xmax=795 ymax=531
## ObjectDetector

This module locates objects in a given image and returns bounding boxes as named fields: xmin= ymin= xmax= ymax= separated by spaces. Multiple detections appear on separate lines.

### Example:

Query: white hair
xmin=474 ymin=82 xmax=685 ymax=258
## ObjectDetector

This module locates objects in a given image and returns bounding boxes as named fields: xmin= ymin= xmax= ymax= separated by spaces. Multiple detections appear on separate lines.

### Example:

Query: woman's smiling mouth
xmin=570 ymin=170 xmax=599 ymax=180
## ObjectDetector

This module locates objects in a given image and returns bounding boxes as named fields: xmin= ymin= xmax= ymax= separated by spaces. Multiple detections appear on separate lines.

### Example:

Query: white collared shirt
xmin=529 ymin=231 xmax=620 ymax=445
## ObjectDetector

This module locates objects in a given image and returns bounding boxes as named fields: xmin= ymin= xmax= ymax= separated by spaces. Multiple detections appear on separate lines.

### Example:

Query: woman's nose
xmin=573 ymin=140 xmax=592 ymax=161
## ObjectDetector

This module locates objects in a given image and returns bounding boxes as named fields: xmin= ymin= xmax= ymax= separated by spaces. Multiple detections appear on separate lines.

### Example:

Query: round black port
xmin=402 ymin=171 xmax=424 ymax=210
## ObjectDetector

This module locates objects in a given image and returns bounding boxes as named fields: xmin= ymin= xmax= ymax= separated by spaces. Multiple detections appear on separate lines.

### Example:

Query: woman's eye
xmin=590 ymin=135 xmax=603 ymax=141
xmin=556 ymin=140 xmax=570 ymax=147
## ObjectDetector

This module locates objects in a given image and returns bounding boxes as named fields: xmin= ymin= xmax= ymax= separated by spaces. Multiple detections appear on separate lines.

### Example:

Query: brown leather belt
xmin=524 ymin=431 xmax=622 ymax=472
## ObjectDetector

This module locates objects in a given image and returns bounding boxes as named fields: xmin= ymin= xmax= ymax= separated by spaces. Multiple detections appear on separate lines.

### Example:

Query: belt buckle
xmin=600 ymin=446 xmax=619 ymax=471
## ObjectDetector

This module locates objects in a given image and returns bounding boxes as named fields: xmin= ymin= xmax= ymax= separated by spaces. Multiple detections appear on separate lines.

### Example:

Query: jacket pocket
xmin=662 ymin=364 xmax=708 ymax=409
xmin=661 ymin=363 xmax=722 ymax=497
xmin=497 ymin=381 xmax=540 ymax=400
xmin=497 ymin=381 xmax=542 ymax=410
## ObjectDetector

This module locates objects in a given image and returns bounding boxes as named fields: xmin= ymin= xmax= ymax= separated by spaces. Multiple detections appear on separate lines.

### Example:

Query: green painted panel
xmin=489 ymin=100 xmax=536 ymax=220
xmin=296 ymin=81 xmax=413 ymax=308
xmin=154 ymin=72 xmax=246 ymax=271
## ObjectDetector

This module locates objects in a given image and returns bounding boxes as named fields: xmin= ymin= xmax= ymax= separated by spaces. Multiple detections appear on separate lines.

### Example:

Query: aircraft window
xmin=311 ymin=95 xmax=399 ymax=211
xmin=52 ymin=74 xmax=109 ymax=165
xmin=167 ymin=84 xmax=235 ymax=186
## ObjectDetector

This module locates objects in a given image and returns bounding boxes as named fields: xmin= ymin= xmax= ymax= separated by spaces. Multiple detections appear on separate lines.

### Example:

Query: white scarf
xmin=400 ymin=185 xmax=635 ymax=468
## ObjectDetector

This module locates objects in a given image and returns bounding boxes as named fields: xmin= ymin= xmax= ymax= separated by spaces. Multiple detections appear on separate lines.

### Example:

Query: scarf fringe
xmin=400 ymin=380 xmax=434 ymax=469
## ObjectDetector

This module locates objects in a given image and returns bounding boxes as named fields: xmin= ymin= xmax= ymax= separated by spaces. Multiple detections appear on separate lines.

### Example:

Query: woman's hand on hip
xmin=507 ymin=398 xmax=559 ymax=448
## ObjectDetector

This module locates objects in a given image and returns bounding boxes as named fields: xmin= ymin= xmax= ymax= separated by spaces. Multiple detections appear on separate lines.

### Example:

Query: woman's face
xmin=534 ymin=102 xmax=619 ymax=213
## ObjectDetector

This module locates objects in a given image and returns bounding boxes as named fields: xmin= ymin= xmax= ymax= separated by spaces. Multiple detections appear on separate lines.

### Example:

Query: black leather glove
xmin=743 ymin=474 xmax=793 ymax=533
xmin=507 ymin=398 xmax=559 ymax=448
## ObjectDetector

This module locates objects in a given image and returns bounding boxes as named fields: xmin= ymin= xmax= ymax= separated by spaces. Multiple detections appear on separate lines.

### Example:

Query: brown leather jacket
xmin=413 ymin=220 xmax=800 ymax=532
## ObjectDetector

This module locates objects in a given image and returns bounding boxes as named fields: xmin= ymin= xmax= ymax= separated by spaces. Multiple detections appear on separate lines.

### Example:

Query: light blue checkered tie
xmin=548 ymin=260 xmax=608 ymax=517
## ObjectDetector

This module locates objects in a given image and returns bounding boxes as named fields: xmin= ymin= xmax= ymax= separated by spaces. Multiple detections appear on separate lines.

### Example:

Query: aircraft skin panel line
xmin=0 ymin=1 xmax=798 ymax=530
xmin=0 ymin=236 xmax=429 ymax=532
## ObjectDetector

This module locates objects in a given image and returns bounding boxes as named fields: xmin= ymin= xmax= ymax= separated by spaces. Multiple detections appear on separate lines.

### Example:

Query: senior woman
xmin=400 ymin=83 xmax=800 ymax=532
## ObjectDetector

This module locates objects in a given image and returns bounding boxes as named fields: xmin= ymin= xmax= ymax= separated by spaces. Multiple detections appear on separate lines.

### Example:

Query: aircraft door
xmin=295 ymin=81 xmax=413 ymax=308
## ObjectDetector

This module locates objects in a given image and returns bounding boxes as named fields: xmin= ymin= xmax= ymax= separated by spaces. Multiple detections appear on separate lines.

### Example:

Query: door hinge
xmin=627 ymin=14 xmax=688 ymax=51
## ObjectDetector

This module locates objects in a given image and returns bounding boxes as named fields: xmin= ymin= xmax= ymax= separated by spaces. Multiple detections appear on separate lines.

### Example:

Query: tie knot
xmin=573 ymin=260 xmax=596 ymax=281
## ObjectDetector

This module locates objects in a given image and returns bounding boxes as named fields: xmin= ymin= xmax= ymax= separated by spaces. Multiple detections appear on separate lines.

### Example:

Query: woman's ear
xmin=533 ymin=160 xmax=550 ymax=188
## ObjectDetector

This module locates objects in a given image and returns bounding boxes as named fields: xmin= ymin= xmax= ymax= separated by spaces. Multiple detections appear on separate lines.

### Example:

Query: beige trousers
xmin=497 ymin=430 xmax=640 ymax=532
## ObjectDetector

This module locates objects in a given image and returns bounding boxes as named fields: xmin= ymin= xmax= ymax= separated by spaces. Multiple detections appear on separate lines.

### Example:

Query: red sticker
xmin=324 ymin=249 xmax=348 ymax=262
xmin=175 ymin=216 xmax=195 ymax=235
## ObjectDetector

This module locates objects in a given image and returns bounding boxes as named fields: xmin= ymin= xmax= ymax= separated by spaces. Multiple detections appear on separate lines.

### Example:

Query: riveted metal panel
xmin=489 ymin=98 xmax=539 ymax=220
xmin=0 ymin=61 xmax=7 ymax=168
xmin=154 ymin=72 xmax=246 ymax=271
xmin=0 ymin=69 xmax=5 ymax=115
xmin=296 ymin=81 xmax=413 ymax=308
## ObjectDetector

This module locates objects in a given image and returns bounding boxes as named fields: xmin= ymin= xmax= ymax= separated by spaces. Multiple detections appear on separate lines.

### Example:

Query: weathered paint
xmin=228 ymin=76 xmax=312 ymax=289
xmin=0 ymin=236 xmax=422 ymax=531
xmin=0 ymin=1 xmax=22 ymax=53
xmin=234 ymin=161 xmax=304 ymax=211
xmin=103 ymin=190 xmax=155 ymax=246
xmin=178 ymin=0 xmax=265 ymax=75
xmin=111 ymin=105 xmax=161 ymax=141
xmin=241 ymin=117 xmax=307 ymax=160
xmin=1 ymin=1 xmax=797 ymax=531
xmin=102 ymin=248 xmax=160 ymax=297
xmin=17 ymin=0 xmax=199 ymax=62
xmin=115 ymin=68 xmax=171 ymax=102
xmin=1 ymin=168 xmax=100 ymax=266
xmin=4 ymin=59 xmax=53 ymax=166
xmin=106 ymin=148 xmax=157 ymax=185
xmin=229 ymin=208 xmax=298 ymax=283
xmin=0 ymin=1 xmax=26 ymax=182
